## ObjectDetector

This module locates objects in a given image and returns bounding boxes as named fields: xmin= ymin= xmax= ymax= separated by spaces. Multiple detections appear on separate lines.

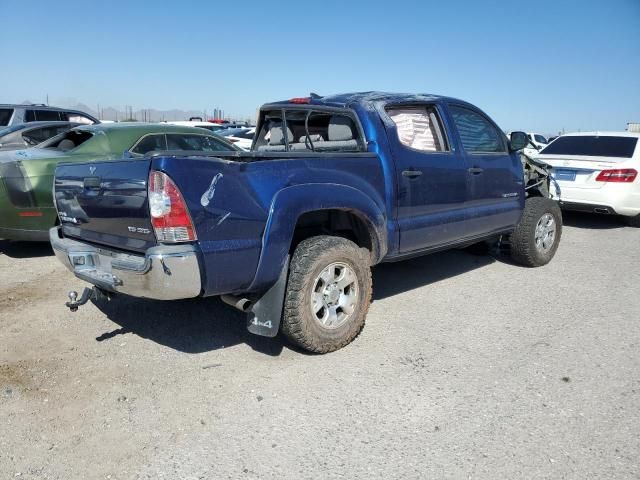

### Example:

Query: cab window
xmin=255 ymin=109 xmax=363 ymax=152
xmin=449 ymin=105 xmax=505 ymax=153
xmin=387 ymin=106 xmax=449 ymax=152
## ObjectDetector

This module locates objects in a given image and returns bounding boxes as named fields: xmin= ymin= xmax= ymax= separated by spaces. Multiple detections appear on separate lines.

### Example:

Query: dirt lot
xmin=1 ymin=212 xmax=639 ymax=479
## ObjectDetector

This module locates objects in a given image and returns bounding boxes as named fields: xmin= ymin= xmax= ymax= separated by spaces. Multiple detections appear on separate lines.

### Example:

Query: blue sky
xmin=1 ymin=0 xmax=638 ymax=134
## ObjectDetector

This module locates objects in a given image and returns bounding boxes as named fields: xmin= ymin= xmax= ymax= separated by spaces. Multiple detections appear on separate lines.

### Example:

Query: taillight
xmin=595 ymin=168 xmax=637 ymax=183
xmin=148 ymin=170 xmax=197 ymax=242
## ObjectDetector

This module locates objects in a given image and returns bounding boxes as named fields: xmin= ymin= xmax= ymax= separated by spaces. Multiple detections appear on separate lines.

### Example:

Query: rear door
xmin=384 ymin=103 xmax=468 ymax=252
xmin=447 ymin=104 xmax=523 ymax=238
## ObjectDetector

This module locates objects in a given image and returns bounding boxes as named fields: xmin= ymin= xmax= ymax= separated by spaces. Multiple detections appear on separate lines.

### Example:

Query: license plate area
xmin=553 ymin=169 xmax=577 ymax=182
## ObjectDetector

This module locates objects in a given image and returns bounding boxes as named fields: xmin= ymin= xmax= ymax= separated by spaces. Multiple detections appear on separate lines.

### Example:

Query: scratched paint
xmin=216 ymin=212 xmax=231 ymax=225
xmin=200 ymin=173 xmax=223 ymax=207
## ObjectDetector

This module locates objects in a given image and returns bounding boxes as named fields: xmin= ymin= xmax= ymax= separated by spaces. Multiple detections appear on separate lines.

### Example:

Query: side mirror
xmin=509 ymin=131 xmax=528 ymax=151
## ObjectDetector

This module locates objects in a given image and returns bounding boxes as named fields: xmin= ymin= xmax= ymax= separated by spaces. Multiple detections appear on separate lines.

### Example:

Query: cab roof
xmin=263 ymin=91 xmax=468 ymax=109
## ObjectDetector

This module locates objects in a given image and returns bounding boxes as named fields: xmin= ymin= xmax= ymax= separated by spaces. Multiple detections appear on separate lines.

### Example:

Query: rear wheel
xmin=625 ymin=214 xmax=640 ymax=228
xmin=510 ymin=197 xmax=562 ymax=267
xmin=281 ymin=235 xmax=372 ymax=353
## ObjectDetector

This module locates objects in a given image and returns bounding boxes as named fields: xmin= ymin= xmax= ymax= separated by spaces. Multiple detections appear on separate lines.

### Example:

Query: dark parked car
xmin=0 ymin=104 xmax=98 ymax=128
xmin=0 ymin=121 xmax=81 ymax=151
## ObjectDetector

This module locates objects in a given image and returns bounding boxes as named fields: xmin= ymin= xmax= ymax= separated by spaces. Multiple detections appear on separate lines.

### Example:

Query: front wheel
xmin=281 ymin=235 xmax=372 ymax=353
xmin=510 ymin=197 xmax=562 ymax=267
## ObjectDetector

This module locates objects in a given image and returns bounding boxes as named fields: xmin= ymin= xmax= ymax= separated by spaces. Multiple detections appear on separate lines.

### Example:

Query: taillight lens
xmin=148 ymin=170 xmax=197 ymax=242
xmin=595 ymin=168 xmax=637 ymax=183
xmin=289 ymin=97 xmax=311 ymax=104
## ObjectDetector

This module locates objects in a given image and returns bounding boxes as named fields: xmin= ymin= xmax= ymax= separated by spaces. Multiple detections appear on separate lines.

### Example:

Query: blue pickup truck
xmin=51 ymin=92 xmax=561 ymax=353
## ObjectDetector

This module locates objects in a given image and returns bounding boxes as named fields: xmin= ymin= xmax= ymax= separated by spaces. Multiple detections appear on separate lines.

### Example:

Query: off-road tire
xmin=510 ymin=197 xmax=562 ymax=267
xmin=281 ymin=235 xmax=372 ymax=353
xmin=625 ymin=214 xmax=640 ymax=228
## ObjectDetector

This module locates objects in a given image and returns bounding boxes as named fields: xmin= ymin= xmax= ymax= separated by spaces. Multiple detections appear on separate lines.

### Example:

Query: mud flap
xmin=246 ymin=256 xmax=289 ymax=337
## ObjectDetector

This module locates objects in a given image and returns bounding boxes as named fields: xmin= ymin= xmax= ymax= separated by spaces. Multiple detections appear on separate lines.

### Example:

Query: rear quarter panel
xmin=153 ymin=153 xmax=387 ymax=296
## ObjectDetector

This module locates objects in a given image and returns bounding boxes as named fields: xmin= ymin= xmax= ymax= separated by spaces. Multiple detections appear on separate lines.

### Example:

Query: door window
xmin=0 ymin=108 xmax=13 ymax=126
xmin=35 ymin=110 xmax=63 ymax=121
xmin=64 ymin=112 xmax=95 ymax=124
xmin=387 ymin=107 xmax=448 ymax=152
xmin=449 ymin=106 xmax=505 ymax=153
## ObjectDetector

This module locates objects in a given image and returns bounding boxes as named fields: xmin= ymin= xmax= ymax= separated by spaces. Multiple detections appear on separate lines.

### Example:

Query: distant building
xmin=627 ymin=123 xmax=640 ymax=133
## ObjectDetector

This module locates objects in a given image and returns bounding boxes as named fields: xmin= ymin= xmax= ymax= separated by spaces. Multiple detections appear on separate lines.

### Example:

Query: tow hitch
xmin=65 ymin=287 xmax=111 ymax=312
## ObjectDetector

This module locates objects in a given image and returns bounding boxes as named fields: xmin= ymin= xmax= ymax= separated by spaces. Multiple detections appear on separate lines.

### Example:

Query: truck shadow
xmin=93 ymin=296 xmax=287 ymax=356
xmin=372 ymin=249 xmax=494 ymax=300
xmin=561 ymin=211 xmax=626 ymax=230
xmin=93 ymin=249 xmax=494 ymax=355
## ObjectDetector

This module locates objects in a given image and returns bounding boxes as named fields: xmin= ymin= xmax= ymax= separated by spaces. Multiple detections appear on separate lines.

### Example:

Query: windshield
xmin=39 ymin=129 xmax=95 ymax=151
xmin=0 ymin=108 xmax=14 ymax=126
xmin=540 ymin=135 xmax=638 ymax=158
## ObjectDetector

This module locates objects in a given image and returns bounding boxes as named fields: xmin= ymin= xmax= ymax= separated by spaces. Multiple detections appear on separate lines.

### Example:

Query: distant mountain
xmin=68 ymin=103 xmax=235 ymax=123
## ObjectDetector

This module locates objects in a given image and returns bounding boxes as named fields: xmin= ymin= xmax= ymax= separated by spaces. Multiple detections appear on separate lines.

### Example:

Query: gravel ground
xmin=1 ymin=212 xmax=639 ymax=480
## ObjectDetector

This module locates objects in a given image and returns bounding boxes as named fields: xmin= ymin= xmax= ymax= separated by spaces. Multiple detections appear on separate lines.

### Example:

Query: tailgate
xmin=54 ymin=159 xmax=156 ymax=252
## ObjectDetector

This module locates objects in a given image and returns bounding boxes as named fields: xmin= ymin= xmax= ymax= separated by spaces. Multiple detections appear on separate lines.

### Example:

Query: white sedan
xmin=161 ymin=121 xmax=224 ymax=133
xmin=222 ymin=127 xmax=255 ymax=151
xmin=537 ymin=132 xmax=640 ymax=226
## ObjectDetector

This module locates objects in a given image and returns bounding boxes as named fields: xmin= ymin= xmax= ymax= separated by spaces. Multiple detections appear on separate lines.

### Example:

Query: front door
xmin=447 ymin=105 xmax=524 ymax=238
xmin=384 ymin=104 xmax=468 ymax=253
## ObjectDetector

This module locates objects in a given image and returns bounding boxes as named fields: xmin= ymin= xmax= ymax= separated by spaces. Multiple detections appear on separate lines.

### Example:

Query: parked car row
xmin=0 ymin=103 xmax=98 ymax=127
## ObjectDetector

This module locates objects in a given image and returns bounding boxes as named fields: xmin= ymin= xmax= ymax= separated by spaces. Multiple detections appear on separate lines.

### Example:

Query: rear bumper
xmin=0 ymin=227 xmax=49 ymax=242
xmin=50 ymin=227 xmax=202 ymax=300
xmin=555 ymin=183 xmax=640 ymax=217
xmin=560 ymin=201 xmax=619 ymax=215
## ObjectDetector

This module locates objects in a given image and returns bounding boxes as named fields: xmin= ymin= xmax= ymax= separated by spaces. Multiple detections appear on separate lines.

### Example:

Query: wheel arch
xmin=247 ymin=183 xmax=387 ymax=292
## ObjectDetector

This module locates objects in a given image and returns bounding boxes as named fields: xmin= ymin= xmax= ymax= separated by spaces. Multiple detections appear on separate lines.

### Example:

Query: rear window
xmin=255 ymin=109 xmax=363 ymax=152
xmin=166 ymin=133 xmax=235 ymax=152
xmin=540 ymin=136 xmax=638 ymax=158
xmin=0 ymin=108 xmax=13 ymax=126
xmin=64 ymin=113 xmax=95 ymax=124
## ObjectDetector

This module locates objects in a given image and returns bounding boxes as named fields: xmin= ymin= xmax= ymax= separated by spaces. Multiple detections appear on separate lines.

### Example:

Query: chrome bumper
xmin=50 ymin=227 xmax=202 ymax=300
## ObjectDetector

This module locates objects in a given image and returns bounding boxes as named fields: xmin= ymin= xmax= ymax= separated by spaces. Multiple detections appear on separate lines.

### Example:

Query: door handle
xmin=402 ymin=169 xmax=423 ymax=178
xmin=467 ymin=167 xmax=484 ymax=175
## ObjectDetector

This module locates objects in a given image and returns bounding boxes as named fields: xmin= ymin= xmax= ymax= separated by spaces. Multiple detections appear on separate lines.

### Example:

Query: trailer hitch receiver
xmin=65 ymin=287 xmax=111 ymax=312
